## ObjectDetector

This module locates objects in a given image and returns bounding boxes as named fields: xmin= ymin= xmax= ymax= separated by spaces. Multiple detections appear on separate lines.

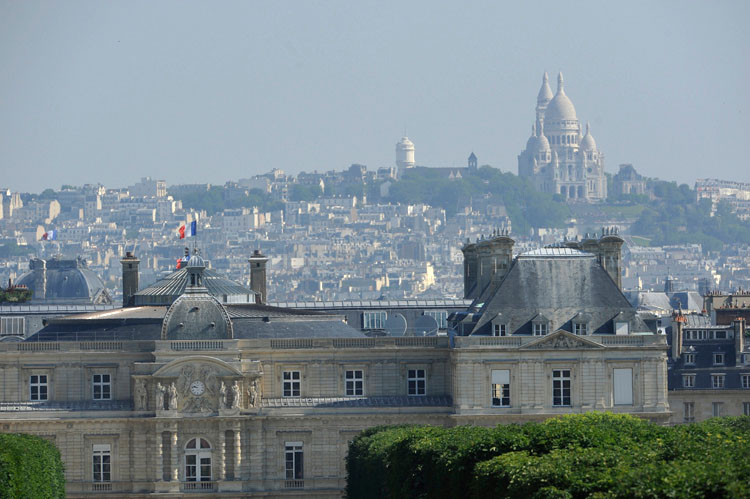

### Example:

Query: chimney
xmin=734 ymin=317 xmax=746 ymax=362
xmin=249 ymin=250 xmax=269 ymax=304
xmin=121 ymin=251 xmax=140 ymax=307
xmin=596 ymin=228 xmax=624 ymax=290
xmin=30 ymin=258 xmax=46 ymax=301
xmin=671 ymin=312 xmax=686 ymax=361
xmin=461 ymin=241 xmax=478 ymax=299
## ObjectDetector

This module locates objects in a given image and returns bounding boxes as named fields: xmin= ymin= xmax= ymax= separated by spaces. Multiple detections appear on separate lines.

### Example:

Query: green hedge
xmin=345 ymin=413 xmax=750 ymax=499
xmin=0 ymin=433 xmax=65 ymax=498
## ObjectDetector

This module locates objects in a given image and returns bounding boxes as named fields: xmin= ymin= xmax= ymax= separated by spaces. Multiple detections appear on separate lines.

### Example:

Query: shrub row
xmin=346 ymin=413 xmax=750 ymax=499
xmin=0 ymin=433 xmax=65 ymax=498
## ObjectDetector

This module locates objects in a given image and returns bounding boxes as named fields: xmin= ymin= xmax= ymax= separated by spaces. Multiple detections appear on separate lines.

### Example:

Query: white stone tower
xmin=396 ymin=136 xmax=415 ymax=174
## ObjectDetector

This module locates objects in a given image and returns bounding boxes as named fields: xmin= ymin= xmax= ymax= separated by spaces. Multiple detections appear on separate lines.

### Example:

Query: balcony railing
xmin=181 ymin=481 xmax=216 ymax=492
xmin=285 ymin=479 xmax=304 ymax=489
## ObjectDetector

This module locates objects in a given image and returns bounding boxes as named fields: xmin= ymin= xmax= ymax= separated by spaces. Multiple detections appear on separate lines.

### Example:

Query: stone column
xmin=156 ymin=431 xmax=164 ymax=482
xmin=170 ymin=431 xmax=179 ymax=482
xmin=218 ymin=429 xmax=226 ymax=481
xmin=233 ymin=427 xmax=242 ymax=480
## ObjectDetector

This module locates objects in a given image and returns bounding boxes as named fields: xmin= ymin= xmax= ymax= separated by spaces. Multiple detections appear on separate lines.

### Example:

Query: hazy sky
xmin=1 ymin=1 xmax=748 ymax=193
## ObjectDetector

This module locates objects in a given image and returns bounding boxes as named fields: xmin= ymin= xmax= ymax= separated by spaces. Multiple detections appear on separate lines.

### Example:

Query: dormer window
xmin=615 ymin=321 xmax=629 ymax=335
xmin=573 ymin=323 xmax=587 ymax=335
xmin=493 ymin=324 xmax=507 ymax=337
xmin=533 ymin=323 xmax=548 ymax=336
xmin=684 ymin=353 xmax=695 ymax=365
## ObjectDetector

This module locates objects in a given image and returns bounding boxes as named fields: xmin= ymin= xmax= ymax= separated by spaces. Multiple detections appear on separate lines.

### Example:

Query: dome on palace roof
xmin=134 ymin=266 xmax=256 ymax=306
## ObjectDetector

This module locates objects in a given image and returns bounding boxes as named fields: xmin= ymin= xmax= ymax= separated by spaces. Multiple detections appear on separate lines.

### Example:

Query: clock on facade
xmin=190 ymin=381 xmax=205 ymax=396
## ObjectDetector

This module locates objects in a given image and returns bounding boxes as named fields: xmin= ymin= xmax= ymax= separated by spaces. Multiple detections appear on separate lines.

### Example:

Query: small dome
xmin=161 ymin=294 xmax=232 ymax=340
xmin=535 ymin=133 xmax=550 ymax=153
xmin=186 ymin=254 xmax=206 ymax=268
xmin=580 ymin=122 xmax=597 ymax=151
xmin=525 ymin=124 xmax=538 ymax=150
xmin=397 ymin=136 xmax=414 ymax=147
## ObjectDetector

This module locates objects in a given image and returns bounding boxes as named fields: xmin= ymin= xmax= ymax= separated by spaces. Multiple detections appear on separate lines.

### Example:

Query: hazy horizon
xmin=1 ymin=1 xmax=748 ymax=193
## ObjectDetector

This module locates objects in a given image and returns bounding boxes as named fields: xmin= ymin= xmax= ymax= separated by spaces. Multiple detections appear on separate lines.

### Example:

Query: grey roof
xmin=232 ymin=317 xmax=365 ymax=339
xmin=470 ymin=252 xmax=649 ymax=335
xmin=16 ymin=258 xmax=111 ymax=304
xmin=134 ymin=267 xmax=256 ymax=306
xmin=268 ymin=298 xmax=472 ymax=309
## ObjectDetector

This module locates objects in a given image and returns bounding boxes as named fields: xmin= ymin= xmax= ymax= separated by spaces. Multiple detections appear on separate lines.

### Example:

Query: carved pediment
xmin=519 ymin=330 xmax=604 ymax=350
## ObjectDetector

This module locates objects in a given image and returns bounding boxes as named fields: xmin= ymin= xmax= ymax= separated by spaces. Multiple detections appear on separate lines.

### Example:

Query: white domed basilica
xmin=518 ymin=73 xmax=607 ymax=202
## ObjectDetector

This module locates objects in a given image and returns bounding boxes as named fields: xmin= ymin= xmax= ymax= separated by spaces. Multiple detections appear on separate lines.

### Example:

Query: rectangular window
xmin=362 ymin=311 xmax=387 ymax=330
xmin=0 ymin=317 xmax=25 ymax=336
xmin=533 ymin=323 xmax=548 ymax=336
xmin=573 ymin=323 xmax=587 ymax=335
xmin=684 ymin=402 xmax=695 ymax=422
xmin=711 ymin=374 xmax=725 ymax=389
xmin=615 ymin=322 xmax=629 ymax=335
xmin=613 ymin=368 xmax=633 ymax=405
xmin=283 ymin=371 xmax=301 ymax=397
xmin=715 ymin=330 xmax=727 ymax=339
xmin=491 ymin=370 xmax=510 ymax=407
xmin=424 ymin=311 xmax=447 ymax=329
xmin=345 ymin=370 xmax=364 ymax=396
xmin=407 ymin=369 xmax=426 ymax=396
xmin=683 ymin=374 xmax=695 ymax=388
xmin=552 ymin=369 xmax=571 ymax=406
xmin=492 ymin=324 xmax=506 ymax=337
xmin=92 ymin=374 xmax=111 ymax=400
xmin=744 ymin=402 xmax=750 ymax=417
xmin=714 ymin=353 xmax=725 ymax=365
xmin=30 ymin=375 xmax=48 ymax=401
xmin=712 ymin=401 xmax=724 ymax=417
xmin=684 ymin=353 xmax=695 ymax=365
xmin=92 ymin=444 xmax=111 ymax=482
xmin=743 ymin=374 xmax=750 ymax=389
xmin=285 ymin=442 xmax=303 ymax=480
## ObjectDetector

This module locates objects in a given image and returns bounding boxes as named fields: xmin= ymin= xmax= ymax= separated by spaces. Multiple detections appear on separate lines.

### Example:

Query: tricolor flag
xmin=41 ymin=230 xmax=57 ymax=241
xmin=176 ymin=255 xmax=189 ymax=269
xmin=178 ymin=221 xmax=197 ymax=239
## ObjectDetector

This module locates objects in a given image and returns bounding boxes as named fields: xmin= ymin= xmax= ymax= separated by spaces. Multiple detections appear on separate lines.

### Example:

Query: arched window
xmin=185 ymin=438 xmax=212 ymax=482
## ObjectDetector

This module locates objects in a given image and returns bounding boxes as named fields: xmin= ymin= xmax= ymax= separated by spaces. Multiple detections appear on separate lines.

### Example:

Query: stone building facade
xmin=0 ymin=244 xmax=670 ymax=497
xmin=518 ymin=73 xmax=607 ymax=202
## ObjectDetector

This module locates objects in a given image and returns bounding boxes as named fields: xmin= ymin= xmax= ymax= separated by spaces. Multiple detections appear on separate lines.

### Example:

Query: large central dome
xmin=543 ymin=72 xmax=577 ymax=122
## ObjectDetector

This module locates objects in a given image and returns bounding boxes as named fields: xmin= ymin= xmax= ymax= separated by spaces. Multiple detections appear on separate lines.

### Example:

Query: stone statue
xmin=135 ymin=379 xmax=148 ymax=410
xmin=220 ymin=381 xmax=228 ymax=408
xmin=168 ymin=382 xmax=178 ymax=410
xmin=231 ymin=381 xmax=241 ymax=409
xmin=156 ymin=382 xmax=165 ymax=410
xmin=248 ymin=379 xmax=259 ymax=408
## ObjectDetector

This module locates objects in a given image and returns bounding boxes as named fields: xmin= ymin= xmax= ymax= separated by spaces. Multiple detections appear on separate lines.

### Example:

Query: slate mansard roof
xmin=133 ymin=267 xmax=257 ymax=306
xmin=467 ymin=249 xmax=649 ymax=335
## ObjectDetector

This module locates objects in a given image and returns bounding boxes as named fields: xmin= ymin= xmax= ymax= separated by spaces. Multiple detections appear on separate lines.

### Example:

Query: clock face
xmin=190 ymin=381 xmax=205 ymax=396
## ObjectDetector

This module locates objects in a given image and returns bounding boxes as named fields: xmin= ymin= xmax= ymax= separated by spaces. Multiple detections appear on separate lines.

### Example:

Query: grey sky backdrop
xmin=1 ymin=1 xmax=748 ymax=193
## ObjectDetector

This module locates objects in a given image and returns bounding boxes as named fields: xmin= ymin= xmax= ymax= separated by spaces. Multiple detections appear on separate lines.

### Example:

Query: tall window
xmin=92 ymin=444 xmax=111 ymax=482
xmin=573 ymin=323 xmax=587 ymax=335
xmin=613 ymin=368 xmax=633 ymax=405
xmin=711 ymin=374 xmax=725 ymax=389
xmin=684 ymin=402 xmax=695 ymax=422
xmin=185 ymin=438 xmax=212 ymax=482
xmin=285 ymin=442 xmax=304 ymax=484
xmin=283 ymin=371 xmax=301 ymax=397
xmin=742 ymin=374 xmax=750 ymax=389
xmin=533 ymin=323 xmax=548 ymax=336
xmin=345 ymin=370 xmax=364 ymax=396
xmin=30 ymin=375 xmax=48 ymax=401
xmin=684 ymin=353 xmax=695 ymax=365
xmin=491 ymin=370 xmax=510 ymax=407
xmin=712 ymin=402 xmax=724 ymax=418
xmin=492 ymin=324 xmax=506 ymax=337
xmin=744 ymin=402 xmax=750 ymax=417
xmin=362 ymin=311 xmax=386 ymax=330
xmin=92 ymin=374 xmax=111 ymax=400
xmin=0 ymin=317 xmax=25 ymax=336
xmin=682 ymin=374 xmax=696 ymax=388
xmin=552 ymin=369 xmax=571 ymax=406
xmin=407 ymin=369 xmax=426 ymax=396
xmin=713 ymin=353 xmax=725 ymax=365
xmin=424 ymin=311 xmax=447 ymax=329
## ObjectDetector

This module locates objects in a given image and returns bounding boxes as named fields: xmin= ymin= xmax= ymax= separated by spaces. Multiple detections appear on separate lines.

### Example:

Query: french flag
xmin=178 ymin=221 xmax=197 ymax=239
xmin=41 ymin=230 xmax=57 ymax=241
